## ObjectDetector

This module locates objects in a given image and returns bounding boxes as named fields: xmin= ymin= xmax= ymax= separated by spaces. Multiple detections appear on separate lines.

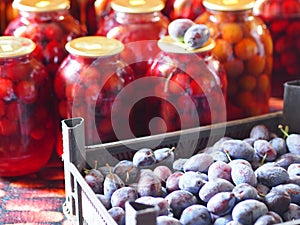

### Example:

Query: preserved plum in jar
xmin=162 ymin=0 xmax=205 ymax=21
xmin=253 ymin=0 xmax=300 ymax=98
xmin=144 ymin=36 xmax=227 ymax=134
xmin=96 ymin=0 xmax=169 ymax=78
xmin=54 ymin=36 xmax=135 ymax=146
xmin=0 ymin=36 xmax=55 ymax=177
xmin=4 ymin=0 xmax=84 ymax=77
xmin=195 ymin=0 xmax=273 ymax=120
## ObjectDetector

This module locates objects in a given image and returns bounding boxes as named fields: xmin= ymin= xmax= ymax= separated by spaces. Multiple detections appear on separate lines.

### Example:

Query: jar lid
xmin=202 ymin=0 xmax=255 ymax=11
xmin=65 ymin=36 xmax=124 ymax=57
xmin=157 ymin=36 xmax=216 ymax=54
xmin=111 ymin=0 xmax=165 ymax=13
xmin=0 ymin=36 xmax=36 ymax=58
xmin=12 ymin=0 xmax=70 ymax=12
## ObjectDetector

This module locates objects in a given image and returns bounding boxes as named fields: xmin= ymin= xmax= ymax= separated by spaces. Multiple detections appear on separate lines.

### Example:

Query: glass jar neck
xmin=19 ymin=9 xmax=69 ymax=22
xmin=70 ymin=53 xmax=121 ymax=64
xmin=114 ymin=11 xmax=162 ymax=24
xmin=208 ymin=8 xmax=253 ymax=22
xmin=0 ymin=54 xmax=30 ymax=65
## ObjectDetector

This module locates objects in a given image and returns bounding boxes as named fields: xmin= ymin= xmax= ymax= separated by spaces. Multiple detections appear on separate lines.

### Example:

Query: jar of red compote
xmin=0 ymin=36 xmax=55 ymax=177
xmin=4 ymin=0 xmax=84 ymax=77
xmin=195 ymin=0 xmax=273 ymax=120
xmin=82 ymin=0 xmax=112 ymax=35
xmin=54 ymin=36 xmax=135 ymax=146
xmin=253 ymin=0 xmax=300 ymax=98
xmin=96 ymin=0 xmax=169 ymax=78
xmin=143 ymin=36 xmax=227 ymax=134
xmin=162 ymin=0 xmax=205 ymax=21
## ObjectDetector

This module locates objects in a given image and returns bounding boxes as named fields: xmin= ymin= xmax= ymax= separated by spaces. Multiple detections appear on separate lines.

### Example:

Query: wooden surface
xmin=0 ymin=153 xmax=72 ymax=224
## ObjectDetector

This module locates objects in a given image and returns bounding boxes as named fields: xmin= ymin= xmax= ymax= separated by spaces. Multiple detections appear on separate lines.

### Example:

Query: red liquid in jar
xmin=4 ymin=0 xmax=84 ymax=77
xmin=96 ymin=0 xmax=169 ymax=78
xmin=162 ymin=0 xmax=205 ymax=20
xmin=54 ymin=36 xmax=135 ymax=146
xmin=253 ymin=0 xmax=300 ymax=98
xmin=138 ymin=37 xmax=227 ymax=135
xmin=0 ymin=37 xmax=55 ymax=177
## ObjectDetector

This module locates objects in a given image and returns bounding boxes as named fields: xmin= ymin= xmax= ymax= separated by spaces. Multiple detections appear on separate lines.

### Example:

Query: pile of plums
xmin=84 ymin=123 xmax=300 ymax=225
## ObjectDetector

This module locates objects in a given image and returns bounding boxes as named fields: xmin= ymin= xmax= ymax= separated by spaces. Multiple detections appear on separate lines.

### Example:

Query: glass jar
xmin=54 ymin=36 xmax=135 ymax=147
xmin=162 ymin=0 xmax=205 ymax=20
xmin=0 ymin=36 xmax=55 ymax=177
xmin=195 ymin=0 xmax=273 ymax=120
xmin=253 ymin=0 xmax=300 ymax=98
xmin=96 ymin=0 xmax=170 ymax=78
xmin=82 ymin=0 xmax=112 ymax=35
xmin=142 ymin=36 xmax=227 ymax=134
xmin=4 ymin=0 xmax=84 ymax=77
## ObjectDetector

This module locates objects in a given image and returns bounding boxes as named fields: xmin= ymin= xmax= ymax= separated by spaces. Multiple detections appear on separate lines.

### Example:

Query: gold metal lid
xmin=12 ymin=0 xmax=70 ymax=12
xmin=65 ymin=36 xmax=124 ymax=57
xmin=157 ymin=36 xmax=215 ymax=54
xmin=111 ymin=0 xmax=165 ymax=13
xmin=0 ymin=36 xmax=36 ymax=58
xmin=202 ymin=0 xmax=255 ymax=11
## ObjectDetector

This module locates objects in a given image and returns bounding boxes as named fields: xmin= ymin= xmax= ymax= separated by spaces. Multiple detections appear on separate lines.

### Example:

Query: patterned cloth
xmin=0 ymin=153 xmax=72 ymax=225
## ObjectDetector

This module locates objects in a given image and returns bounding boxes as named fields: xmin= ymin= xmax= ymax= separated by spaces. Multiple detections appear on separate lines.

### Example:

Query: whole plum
xmin=254 ymin=213 xmax=283 ymax=225
xmin=135 ymin=196 xmax=170 ymax=216
xmin=273 ymin=183 xmax=300 ymax=204
xmin=132 ymin=148 xmax=156 ymax=167
xmin=269 ymin=137 xmax=287 ymax=156
xmin=153 ymin=165 xmax=173 ymax=186
xmin=207 ymin=161 xmax=232 ymax=182
xmin=255 ymin=164 xmax=289 ymax=187
xmin=164 ymin=190 xmax=198 ymax=218
xmin=231 ymin=163 xmax=257 ymax=186
xmin=180 ymin=204 xmax=212 ymax=225
xmin=232 ymin=183 xmax=259 ymax=202
xmin=213 ymin=213 xmax=232 ymax=225
xmin=178 ymin=171 xmax=207 ymax=194
xmin=166 ymin=171 xmax=184 ymax=193
xmin=110 ymin=186 xmax=138 ymax=209
xmin=173 ymin=158 xmax=188 ymax=171
xmin=282 ymin=203 xmax=300 ymax=221
xmin=168 ymin=18 xmax=195 ymax=42
xmin=276 ymin=152 xmax=300 ymax=168
xmin=286 ymin=134 xmax=300 ymax=155
xmin=249 ymin=124 xmax=270 ymax=141
xmin=84 ymin=168 xmax=104 ymax=194
xmin=206 ymin=192 xmax=236 ymax=216
xmin=103 ymin=172 xmax=125 ymax=199
xmin=199 ymin=178 xmax=235 ymax=202
xmin=183 ymin=153 xmax=214 ymax=173
xmin=254 ymin=139 xmax=277 ymax=162
xmin=113 ymin=160 xmax=139 ymax=184
xmin=108 ymin=206 xmax=125 ymax=225
xmin=137 ymin=169 xmax=162 ymax=197
xmin=154 ymin=147 xmax=175 ymax=166
xmin=219 ymin=139 xmax=255 ymax=161
xmin=231 ymin=199 xmax=268 ymax=224
xmin=264 ymin=188 xmax=291 ymax=216
xmin=96 ymin=194 xmax=111 ymax=209
xmin=156 ymin=215 xmax=182 ymax=225
xmin=183 ymin=24 xmax=210 ymax=49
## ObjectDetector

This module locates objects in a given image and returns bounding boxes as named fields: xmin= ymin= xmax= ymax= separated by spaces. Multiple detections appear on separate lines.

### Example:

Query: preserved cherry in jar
xmin=96 ymin=0 xmax=169 ymax=78
xmin=143 ymin=36 xmax=227 ymax=134
xmin=0 ymin=36 xmax=55 ymax=177
xmin=195 ymin=0 xmax=273 ymax=120
xmin=253 ymin=0 xmax=300 ymax=98
xmin=4 ymin=0 xmax=84 ymax=77
xmin=54 ymin=36 xmax=135 ymax=146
